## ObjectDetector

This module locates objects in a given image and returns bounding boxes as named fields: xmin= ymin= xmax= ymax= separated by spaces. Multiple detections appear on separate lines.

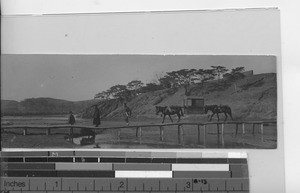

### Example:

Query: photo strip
xmin=1 ymin=54 xmax=277 ymax=149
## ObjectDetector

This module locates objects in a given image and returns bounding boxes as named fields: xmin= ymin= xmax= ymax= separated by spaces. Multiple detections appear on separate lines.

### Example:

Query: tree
xmin=203 ymin=69 xmax=217 ymax=82
xmin=194 ymin=69 xmax=216 ymax=85
xmin=159 ymin=75 xmax=175 ymax=88
xmin=108 ymin=85 xmax=128 ymax=99
xmin=225 ymin=67 xmax=245 ymax=81
xmin=211 ymin=66 xmax=229 ymax=80
xmin=141 ymin=83 xmax=163 ymax=92
xmin=165 ymin=69 xmax=197 ymax=95
xmin=94 ymin=91 xmax=110 ymax=100
xmin=127 ymin=80 xmax=144 ymax=95
xmin=166 ymin=69 xmax=197 ymax=86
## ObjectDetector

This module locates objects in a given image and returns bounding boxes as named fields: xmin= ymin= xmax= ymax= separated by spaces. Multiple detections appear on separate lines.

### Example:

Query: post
xmin=181 ymin=125 xmax=184 ymax=146
xmin=23 ymin=128 xmax=28 ymax=136
xmin=178 ymin=125 xmax=183 ymax=145
xmin=252 ymin=123 xmax=255 ymax=135
xmin=260 ymin=123 xmax=264 ymax=142
xmin=117 ymin=130 xmax=121 ymax=142
xmin=136 ymin=127 xmax=139 ymax=137
xmin=242 ymin=123 xmax=245 ymax=135
xmin=46 ymin=128 xmax=51 ymax=135
xmin=217 ymin=123 xmax=220 ymax=147
xmin=203 ymin=125 xmax=206 ymax=146
xmin=70 ymin=127 xmax=74 ymax=142
xmin=235 ymin=124 xmax=239 ymax=136
xmin=138 ymin=127 xmax=142 ymax=144
xmin=160 ymin=126 xmax=164 ymax=141
xmin=221 ymin=124 xmax=225 ymax=147
xmin=178 ymin=125 xmax=181 ymax=145
xmin=197 ymin=124 xmax=201 ymax=144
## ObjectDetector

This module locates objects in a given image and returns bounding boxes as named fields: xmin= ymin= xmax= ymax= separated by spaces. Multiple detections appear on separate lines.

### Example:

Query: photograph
xmin=1 ymin=54 xmax=277 ymax=149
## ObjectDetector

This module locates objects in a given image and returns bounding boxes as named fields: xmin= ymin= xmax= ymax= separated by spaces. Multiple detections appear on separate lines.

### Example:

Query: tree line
xmin=94 ymin=66 xmax=245 ymax=102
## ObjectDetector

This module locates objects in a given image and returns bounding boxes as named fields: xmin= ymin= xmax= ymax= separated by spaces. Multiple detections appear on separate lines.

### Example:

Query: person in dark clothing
xmin=123 ymin=103 xmax=132 ymax=126
xmin=68 ymin=111 xmax=75 ymax=125
xmin=93 ymin=105 xmax=101 ymax=127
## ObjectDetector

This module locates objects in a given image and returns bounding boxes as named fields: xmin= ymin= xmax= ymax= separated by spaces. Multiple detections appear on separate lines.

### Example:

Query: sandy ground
xmin=1 ymin=116 xmax=277 ymax=149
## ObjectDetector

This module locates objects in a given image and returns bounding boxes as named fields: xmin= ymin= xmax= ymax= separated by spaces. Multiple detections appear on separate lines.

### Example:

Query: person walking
xmin=68 ymin=111 xmax=75 ymax=125
xmin=124 ymin=103 xmax=131 ymax=126
xmin=68 ymin=111 xmax=75 ymax=142
xmin=93 ymin=105 xmax=101 ymax=127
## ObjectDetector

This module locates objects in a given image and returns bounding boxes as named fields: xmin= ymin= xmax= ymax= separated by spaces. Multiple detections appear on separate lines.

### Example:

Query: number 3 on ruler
xmin=186 ymin=181 xmax=191 ymax=188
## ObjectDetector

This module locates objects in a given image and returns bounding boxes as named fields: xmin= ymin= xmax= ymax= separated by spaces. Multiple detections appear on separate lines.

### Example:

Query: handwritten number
xmin=201 ymin=179 xmax=207 ymax=184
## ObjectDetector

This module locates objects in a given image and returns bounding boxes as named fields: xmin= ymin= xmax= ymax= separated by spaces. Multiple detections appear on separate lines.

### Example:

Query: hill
xmin=1 ymin=98 xmax=99 ymax=116
xmin=82 ymin=73 xmax=277 ymax=121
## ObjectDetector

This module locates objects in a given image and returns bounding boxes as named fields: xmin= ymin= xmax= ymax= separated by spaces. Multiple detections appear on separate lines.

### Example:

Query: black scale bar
xmin=1 ymin=163 xmax=56 ymax=170
xmin=0 ymin=191 xmax=250 ymax=193
xmin=74 ymin=157 xmax=98 ymax=162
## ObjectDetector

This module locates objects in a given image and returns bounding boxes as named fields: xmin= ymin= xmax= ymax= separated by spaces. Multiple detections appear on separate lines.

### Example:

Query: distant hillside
xmin=82 ymin=73 xmax=277 ymax=121
xmin=1 ymin=98 xmax=99 ymax=116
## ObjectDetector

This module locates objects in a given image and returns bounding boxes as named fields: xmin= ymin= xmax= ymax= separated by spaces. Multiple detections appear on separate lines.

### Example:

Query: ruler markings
xmin=1 ymin=177 xmax=248 ymax=190
xmin=1 ymin=151 xmax=248 ymax=193
xmin=1 ymin=151 xmax=247 ymax=158
xmin=2 ymin=157 xmax=248 ymax=164
xmin=93 ymin=180 xmax=95 ymax=191
xmin=159 ymin=180 xmax=161 ymax=191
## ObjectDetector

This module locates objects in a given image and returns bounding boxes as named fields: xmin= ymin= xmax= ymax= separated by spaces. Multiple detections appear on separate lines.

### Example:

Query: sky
xmin=1 ymin=54 xmax=276 ymax=101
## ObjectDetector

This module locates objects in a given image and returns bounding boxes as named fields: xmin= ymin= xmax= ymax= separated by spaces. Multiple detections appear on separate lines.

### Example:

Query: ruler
xmin=0 ymin=151 xmax=249 ymax=193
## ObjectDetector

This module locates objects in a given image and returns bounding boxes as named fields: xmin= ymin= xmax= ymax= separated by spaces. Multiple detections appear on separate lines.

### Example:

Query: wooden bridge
xmin=1 ymin=120 xmax=276 ymax=147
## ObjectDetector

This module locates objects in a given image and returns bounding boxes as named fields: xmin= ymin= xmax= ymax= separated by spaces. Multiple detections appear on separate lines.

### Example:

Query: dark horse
xmin=155 ymin=106 xmax=184 ymax=123
xmin=204 ymin=105 xmax=233 ymax=121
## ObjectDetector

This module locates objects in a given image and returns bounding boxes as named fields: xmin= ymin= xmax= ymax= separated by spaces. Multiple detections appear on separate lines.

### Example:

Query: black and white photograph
xmin=1 ymin=54 xmax=277 ymax=149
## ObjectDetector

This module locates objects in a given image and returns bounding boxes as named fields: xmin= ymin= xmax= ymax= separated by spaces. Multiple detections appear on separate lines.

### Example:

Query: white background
xmin=1 ymin=1 xmax=299 ymax=193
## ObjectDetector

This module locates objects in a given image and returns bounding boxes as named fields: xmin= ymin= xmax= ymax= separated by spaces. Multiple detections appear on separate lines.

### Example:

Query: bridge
xmin=1 ymin=120 xmax=276 ymax=147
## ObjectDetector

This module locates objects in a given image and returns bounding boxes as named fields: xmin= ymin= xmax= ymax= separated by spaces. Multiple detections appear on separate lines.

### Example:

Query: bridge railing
xmin=1 ymin=120 xmax=277 ymax=147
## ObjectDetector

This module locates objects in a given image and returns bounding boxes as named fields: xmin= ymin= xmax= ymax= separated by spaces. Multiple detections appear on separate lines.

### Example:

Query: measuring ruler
xmin=0 ymin=151 xmax=249 ymax=193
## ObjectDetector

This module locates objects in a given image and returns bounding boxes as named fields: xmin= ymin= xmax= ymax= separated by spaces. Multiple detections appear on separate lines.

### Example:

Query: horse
xmin=155 ymin=106 xmax=184 ymax=123
xmin=204 ymin=104 xmax=233 ymax=121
